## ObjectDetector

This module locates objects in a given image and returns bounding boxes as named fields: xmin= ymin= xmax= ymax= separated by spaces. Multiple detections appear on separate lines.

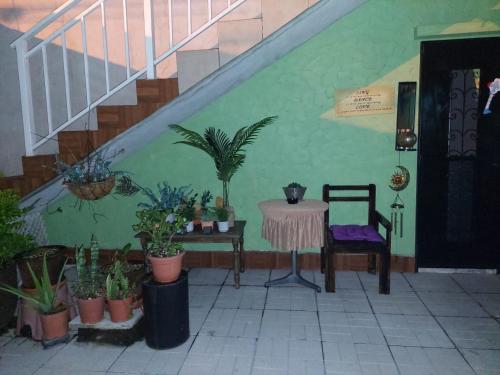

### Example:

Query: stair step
xmin=97 ymin=103 xmax=164 ymax=129
xmin=58 ymin=131 xmax=99 ymax=165
xmin=22 ymin=155 xmax=57 ymax=180
xmin=0 ymin=175 xmax=27 ymax=196
xmin=136 ymin=78 xmax=179 ymax=103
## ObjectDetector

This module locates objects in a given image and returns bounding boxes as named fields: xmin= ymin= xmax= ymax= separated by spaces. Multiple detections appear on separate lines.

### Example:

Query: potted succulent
xmin=201 ymin=210 xmax=216 ymax=235
xmin=57 ymin=150 xmax=124 ymax=201
xmin=283 ymin=182 xmax=307 ymax=204
xmin=106 ymin=259 xmax=132 ymax=323
xmin=0 ymin=253 xmax=69 ymax=341
xmin=213 ymin=207 xmax=229 ymax=233
xmin=74 ymin=236 xmax=105 ymax=324
xmin=169 ymin=116 xmax=277 ymax=225
xmin=0 ymin=189 xmax=36 ymax=329
xmin=133 ymin=209 xmax=185 ymax=283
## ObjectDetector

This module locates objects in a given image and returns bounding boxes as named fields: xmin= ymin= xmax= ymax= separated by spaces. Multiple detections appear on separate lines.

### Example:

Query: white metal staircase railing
xmin=11 ymin=0 xmax=248 ymax=156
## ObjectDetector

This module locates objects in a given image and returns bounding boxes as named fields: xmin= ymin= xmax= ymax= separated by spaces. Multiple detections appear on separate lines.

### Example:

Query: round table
xmin=259 ymin=199 xmax=328 ymax=292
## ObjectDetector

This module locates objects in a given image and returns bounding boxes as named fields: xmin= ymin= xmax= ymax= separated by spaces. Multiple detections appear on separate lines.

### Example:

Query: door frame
xmin=415 ymin=37 xmax=500 ymax=270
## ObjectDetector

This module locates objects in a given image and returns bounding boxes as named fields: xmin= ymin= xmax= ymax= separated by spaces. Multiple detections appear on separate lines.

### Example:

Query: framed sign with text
xmin=335 ymin=85 xmax=395 ymax=117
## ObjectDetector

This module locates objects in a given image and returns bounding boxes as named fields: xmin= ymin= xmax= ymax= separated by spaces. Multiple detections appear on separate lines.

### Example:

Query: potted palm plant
xmin=169 ymin=116 xmax=277 ymax=225
xmin=106 ymin=259 xmax=132 ymax=323
xmin=133 ymin=209 xmax=185 ymax=283
xmin=0 ymin=189 xmax=35 ymax=330
xmin=0 ymin=253 xmax=68 ymax=341
xmin=74 ymin=236 xmax=105 ymax=324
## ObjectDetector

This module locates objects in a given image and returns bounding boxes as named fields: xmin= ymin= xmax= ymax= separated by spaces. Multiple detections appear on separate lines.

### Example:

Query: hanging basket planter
xmin=65 ymin=176 xmax=115 ymax=201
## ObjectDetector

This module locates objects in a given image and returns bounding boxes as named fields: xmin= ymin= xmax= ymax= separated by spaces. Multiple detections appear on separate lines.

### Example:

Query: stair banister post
xmin=15 ymin=40 xmax=35 ymax=156
xmin=144 ymin=0 xmax=156 ymax=79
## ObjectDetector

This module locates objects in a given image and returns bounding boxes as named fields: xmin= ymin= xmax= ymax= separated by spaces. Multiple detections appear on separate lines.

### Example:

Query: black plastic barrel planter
xmin=142 ymin=270 xmax=189 ymax=349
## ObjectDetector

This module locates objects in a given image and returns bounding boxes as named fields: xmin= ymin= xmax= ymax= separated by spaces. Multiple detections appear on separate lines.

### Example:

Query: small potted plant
xmin=283 ymin=182 xmax=307 ymax=204
xmin=201 ymin=210 xmax=216 ymax=235
xmin=0 ymin=189 xmax=35 ymax=329
xmin=133 ymin=209 xmax=185 ymax=283
xmin=179 ymin=193 xmax=197 ymax=233
xmin=214 ymin=207 xmax=229 ymax=233
xmin=194 ymin=190 xmax=213 ymax=225
xmin=0 ymin=253 xmax=69 ymax=341
xmin=74 ymin=236 xmax=105 ymax=324
xmin=106 ymin=259 xmax=132 ymax=323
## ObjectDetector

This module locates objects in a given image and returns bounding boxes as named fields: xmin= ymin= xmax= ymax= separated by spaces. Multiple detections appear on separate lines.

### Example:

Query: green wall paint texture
xmin=44 ymin=0 xmax=499 ymax=256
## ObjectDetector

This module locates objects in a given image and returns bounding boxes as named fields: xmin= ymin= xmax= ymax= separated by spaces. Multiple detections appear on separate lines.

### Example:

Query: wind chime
xmin=389 ymin=160 xmax=410 ymax=238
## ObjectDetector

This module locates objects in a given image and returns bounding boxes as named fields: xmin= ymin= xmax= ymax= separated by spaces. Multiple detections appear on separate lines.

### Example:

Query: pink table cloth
xmin=259 ymin=199 xmax=328 ymax=251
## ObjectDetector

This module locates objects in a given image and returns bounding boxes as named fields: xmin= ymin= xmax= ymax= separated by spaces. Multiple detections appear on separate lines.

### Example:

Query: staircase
xmin=0 ymin=0 xmax=366 ymax=201
xmin=0 ymin=0 xmax=319 ymax=197
xmin=1 ymin=78 xmax=179 ymax=196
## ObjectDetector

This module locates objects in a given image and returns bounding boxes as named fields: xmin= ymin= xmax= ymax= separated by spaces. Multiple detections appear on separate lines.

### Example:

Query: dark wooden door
xmin=417 ymin=37 xmax=500 ymax=269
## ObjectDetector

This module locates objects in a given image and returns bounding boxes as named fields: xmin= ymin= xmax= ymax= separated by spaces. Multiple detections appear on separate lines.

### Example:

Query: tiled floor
xmin=1 ymin=269 xmax=500 ymax=375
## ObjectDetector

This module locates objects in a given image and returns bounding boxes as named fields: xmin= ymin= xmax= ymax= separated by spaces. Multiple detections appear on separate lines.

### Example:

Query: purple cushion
xmin=330 ymin=225 xmax=383 ymax=242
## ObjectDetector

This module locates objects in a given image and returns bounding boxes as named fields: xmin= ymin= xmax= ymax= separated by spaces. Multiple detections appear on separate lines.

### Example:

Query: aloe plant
xmin=0 ymin=253 xmax=67 ymax=314
xmin=169 ymin=116 xmax=277 ymax=207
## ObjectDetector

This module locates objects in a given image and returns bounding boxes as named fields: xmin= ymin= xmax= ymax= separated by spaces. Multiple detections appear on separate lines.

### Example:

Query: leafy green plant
xmin=74 ymin=235 xmax=104 ymax=299
xmin=201 ymin=210 xmax=216 ymax=222
xmin=132 ymin=209 xmax=184 ymax=257
xmin=169 ymin=116 xmax=277 ymax=207
xmin=0 ymin=253 xmax=67 ymax=314
xmin=180 ymin=206 xmax=196 ymax=221
xmin=0 ymin=189 xmax=36 ymax=268
xmin=115 ymin=178 xmax=193 ymax=211
xmin=212 ymin=207 xmax=229 ymax=222
xmin=106 ymin=260 xmax=130 ymax=300
xmin=200 ymin=190 xmax=213 ymax=209
xmin=56 ymin=150 xmax=125 ymax=184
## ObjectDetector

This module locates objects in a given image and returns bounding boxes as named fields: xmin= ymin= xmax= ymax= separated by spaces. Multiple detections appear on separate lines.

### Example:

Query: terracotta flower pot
xmin=77 ymin=296 xmax=105 ymax=324
xmin=108 ymin=296 xmax=133 ymax=323
xmin=40 ymin=308 xmax=68 ymax=340
xmin=148 ymin=252 xmax=185 ymax=283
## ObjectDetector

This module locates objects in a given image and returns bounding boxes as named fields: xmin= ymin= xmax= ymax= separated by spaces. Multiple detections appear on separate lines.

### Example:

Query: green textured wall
xmin=44 ymin=0 xmax=499 ymax=256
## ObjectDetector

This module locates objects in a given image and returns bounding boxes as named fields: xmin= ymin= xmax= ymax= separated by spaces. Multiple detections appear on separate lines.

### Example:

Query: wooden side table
xmin=137 ymin=221 xmax=246 ymax=288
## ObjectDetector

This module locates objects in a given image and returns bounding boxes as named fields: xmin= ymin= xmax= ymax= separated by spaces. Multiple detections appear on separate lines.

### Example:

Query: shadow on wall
xmin=0 ymin=22 xmax=139 ymax=177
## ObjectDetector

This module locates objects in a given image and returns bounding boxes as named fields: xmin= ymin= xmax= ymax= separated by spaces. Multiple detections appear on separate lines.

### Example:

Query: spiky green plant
xmin=169 ymin=116 xmax=277 ymax=206
xmin=106 ymin=260 xmax=130 ymax=300
xmin=74 ymin=235 xmax=104 ymax=299
xmin=0 ymin=253 xmax=67 ymax=314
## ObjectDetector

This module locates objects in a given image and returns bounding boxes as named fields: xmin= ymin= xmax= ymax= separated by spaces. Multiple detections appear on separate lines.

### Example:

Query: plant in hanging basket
xmin=56 ymin=150 xmax=124 ymax=201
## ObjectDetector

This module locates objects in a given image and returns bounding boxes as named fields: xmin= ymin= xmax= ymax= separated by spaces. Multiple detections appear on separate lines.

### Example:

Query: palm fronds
xmin=169 ymin=116 xmax=277 ymax=206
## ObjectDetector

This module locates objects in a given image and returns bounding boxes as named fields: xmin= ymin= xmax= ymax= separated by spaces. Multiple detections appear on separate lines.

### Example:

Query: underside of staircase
xmin=1 ymin=0 xmax=367 ymax=206
xmin=0 ymin=79 xmax=179 ymax=197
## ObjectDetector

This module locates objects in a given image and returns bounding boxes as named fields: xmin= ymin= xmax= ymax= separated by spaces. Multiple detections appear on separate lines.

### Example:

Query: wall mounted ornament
xmin=483 ymin=78 xmax=500 ymax=115
xmin=395 ymin=82 xmax=417 ymax=151
xmin=389 ymin=165 xmax=410 ymax=238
